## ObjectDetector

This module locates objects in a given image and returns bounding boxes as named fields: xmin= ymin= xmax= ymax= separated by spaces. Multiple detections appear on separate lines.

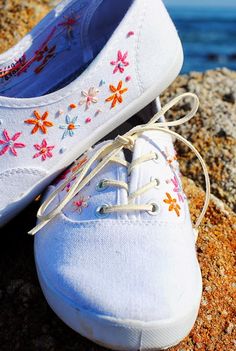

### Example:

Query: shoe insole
xmin=0 ymin=0 xmax=133 ymax=99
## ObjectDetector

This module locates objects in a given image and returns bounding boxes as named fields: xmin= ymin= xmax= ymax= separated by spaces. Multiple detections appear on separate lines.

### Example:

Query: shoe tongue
xmin=129 ymin=130 xmax=174 ymax=196
xmin=53 ymin=140 xmax=129 ymax=221
xmin=128 ymin=130 xmax=181 ymax=220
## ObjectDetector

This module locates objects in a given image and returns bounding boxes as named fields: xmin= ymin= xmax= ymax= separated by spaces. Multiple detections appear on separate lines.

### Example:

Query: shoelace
xmin=29 ymin=93 xmax=211 ymax=235
xmin=95 ymin=152 xmax=163 ymax=215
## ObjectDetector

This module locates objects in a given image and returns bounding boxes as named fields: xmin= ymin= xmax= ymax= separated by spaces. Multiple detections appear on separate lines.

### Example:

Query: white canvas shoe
xmin=32 ymin=93 xmax=210 ymax=351
xmin=0 ymin=0 xmax=183 ymax=226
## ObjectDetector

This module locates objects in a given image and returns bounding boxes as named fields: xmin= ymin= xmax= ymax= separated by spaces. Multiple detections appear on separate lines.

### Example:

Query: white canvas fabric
xmin=0 ymin=0 xmax=183 ymax=226
xmin=34 ymin=95 xmax=207 ymax=350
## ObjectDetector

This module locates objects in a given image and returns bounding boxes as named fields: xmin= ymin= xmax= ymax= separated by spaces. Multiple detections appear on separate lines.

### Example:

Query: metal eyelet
xmin=150 ymin=177 xmax=160 ymax=189
xmin=147 ymin=202 xmax=160 ymax=216
xmin=96 ymin=179 xmax=109 ymax=192
xmin=95 ymin=204 xmax=110 ymax=218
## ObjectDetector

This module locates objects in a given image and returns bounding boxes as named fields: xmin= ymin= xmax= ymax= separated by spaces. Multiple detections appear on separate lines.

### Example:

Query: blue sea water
xmin=166 ymin=6 xmax=236 ymax=73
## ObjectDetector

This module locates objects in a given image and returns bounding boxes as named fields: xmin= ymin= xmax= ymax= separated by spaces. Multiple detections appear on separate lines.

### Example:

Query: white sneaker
xmin=32 ymin=93 xmax=210 ymax=351
xmin=0 ymin=0 xmax=183 ymax=226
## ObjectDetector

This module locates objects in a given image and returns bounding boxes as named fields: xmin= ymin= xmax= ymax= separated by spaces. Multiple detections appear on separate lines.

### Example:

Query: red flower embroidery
xmin=33 ymin=139 xmax=55 ymax=161
xmin=0 ymin=129 xmax=26 ymax=157
xmin=34 ymin=45 xmax=57 ymax=74
xmin=58 ymin=13 xmax=80 ymax=40
xmin=110 ymin=50 xmax=129 ymax=74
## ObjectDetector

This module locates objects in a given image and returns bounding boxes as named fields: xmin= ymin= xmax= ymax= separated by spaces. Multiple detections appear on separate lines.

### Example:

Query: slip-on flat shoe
xmin=0 ymin=0 xmax=183 ymax=226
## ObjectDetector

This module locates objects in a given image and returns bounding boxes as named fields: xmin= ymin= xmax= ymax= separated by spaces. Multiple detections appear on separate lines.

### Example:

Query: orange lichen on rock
xmin=0 ymin=1 xmax=53 ymax=54
xmin=167 ymin=178 xmax=236 ymax=351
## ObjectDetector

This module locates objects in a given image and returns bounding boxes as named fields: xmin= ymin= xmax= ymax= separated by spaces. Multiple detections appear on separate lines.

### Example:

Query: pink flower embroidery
xmin=73 ymin=196 xmax=90 ymax=214
xmin=79 ymin=87 xmax=99 ymax=110
xmin=0 ymin=129 xmax=26 ymax=157
xmin=169 ymin=176 xmax=185 ymax=203
xmin=110 ymin=50 xmax=129 ymax=74
xmin=33 ymin=139 xmax=54 ymax=161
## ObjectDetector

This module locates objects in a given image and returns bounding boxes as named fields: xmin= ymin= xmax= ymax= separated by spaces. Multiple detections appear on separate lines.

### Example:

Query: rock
xmin=167 ymin=178 xmax=236 ymax=351
xmin=0 ymin=2 xmax=235 ymax=351
xmin=223 ymin=92 xmax=236 ymax=104
xmin=161 ymin=68 xmax=236 ymax=212
xmin=0 ymin=0 xmax=54 ymax=54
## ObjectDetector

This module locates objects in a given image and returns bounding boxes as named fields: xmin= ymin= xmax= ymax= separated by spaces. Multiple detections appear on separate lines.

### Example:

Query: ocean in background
xmin=166 ymin=6 xmax=236 ymax=73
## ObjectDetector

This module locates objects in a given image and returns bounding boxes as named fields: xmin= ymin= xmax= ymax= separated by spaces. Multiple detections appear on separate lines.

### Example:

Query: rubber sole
xmin=0 ymin=41 xmax=183 ymax=227
xmin=36 ymin=262 xmax=201 ymax=351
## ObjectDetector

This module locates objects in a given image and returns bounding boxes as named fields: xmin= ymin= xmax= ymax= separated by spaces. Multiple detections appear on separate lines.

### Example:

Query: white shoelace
xmin=29 ymin=93 xmax=211 ymax=235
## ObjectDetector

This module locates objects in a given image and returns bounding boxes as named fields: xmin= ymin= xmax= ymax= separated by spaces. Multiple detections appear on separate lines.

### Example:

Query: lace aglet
xmin=193 ymin=228 xmax=199 ymax=243
xmin=28 ymin=219 xmax=49 ymax=236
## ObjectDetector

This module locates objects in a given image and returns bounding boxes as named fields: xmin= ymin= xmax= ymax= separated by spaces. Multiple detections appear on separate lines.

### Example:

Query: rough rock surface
xmin=0 ymin=0 xmax=55 ymax=54
xmin=161 ymin=69 xmax=236 ymax=212
xmin=0 ymin=2 xmax=236 ymax=351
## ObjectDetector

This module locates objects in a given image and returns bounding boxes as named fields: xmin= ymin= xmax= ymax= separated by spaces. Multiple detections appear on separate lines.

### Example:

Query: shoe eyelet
xmin=95 ymin=204 xmax=110 ymax=218
xmin=147 ymin=202 xmax=160 ymax=216
xmin=96 ymin=179 xmax=109 ymax=192
xmin=150 ymin=177 xmax=160 ymax=189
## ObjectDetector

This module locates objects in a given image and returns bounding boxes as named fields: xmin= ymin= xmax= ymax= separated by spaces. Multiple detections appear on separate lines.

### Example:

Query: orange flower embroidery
xmin=71 ymin=156 xmax=88 ymax=173
xmin=25 ymin=111 xmax=53 ymax=134
xmin=105 ymin=80 xmax=128 ymax=108
xmin=163 ymin=192 xmax=181 ymax=217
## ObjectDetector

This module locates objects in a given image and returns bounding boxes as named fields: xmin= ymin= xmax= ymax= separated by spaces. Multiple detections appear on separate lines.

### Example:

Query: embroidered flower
xmin=33 ymin=139 xmax=55 ymax=161
xmin=85 ymin=117 xmax=91 ymax=124
xmin=63 ymin=176 xmax=76 ymax=192
xmin=59 ymin=115 xmax=80 ymax=139
xmin=34 ymin=45 xmax=57 ymax=74
xmin=127 ymin=31 xmax=135 ymax=37
xmin=58 ymin=12 xmax=80 ymax=40
xmin=170 ymin=176 xmax=186 ymax=203
xmin=73 ymin=196 xmax=90 ymax=214
xmin=0 ymin=129 xmax=26 ymax=157
xmin=105 ymin=81 xmax=128 ymax=108
xmin=35 ymin=46 xmax=49 ymax=62
xmin=54 ymin=168 xmax=71 ymax=185
xmin=56 ymin=109 xmax=64 ymax=117
xmin=110 ymin=50 xmax=129 ymax=74
xmin=162 ymin=147 xmax=178 ymax=166
xmin=95 ymin=109 xmax=102 ymax=116
xmin=163 ymin=192 xmax=181 ymax=217
xmin=79 ymin=87 xmax=99 ymax=110
xmin=99 ymin=79 xmax=106 ymax=86
xmin=71 ymin=156 xmax=88 ymax=173
xmin=25 ymin=111 xmax=53 ymax=134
